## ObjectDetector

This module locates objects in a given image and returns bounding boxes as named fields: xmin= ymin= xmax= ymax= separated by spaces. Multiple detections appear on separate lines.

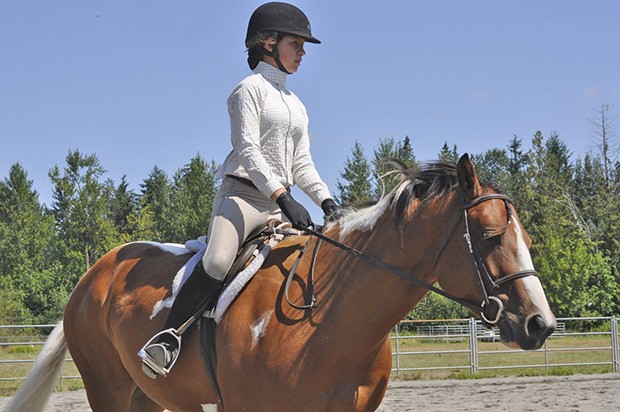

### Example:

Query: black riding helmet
xmin=245 ymin=2 xmax=320 ymax=73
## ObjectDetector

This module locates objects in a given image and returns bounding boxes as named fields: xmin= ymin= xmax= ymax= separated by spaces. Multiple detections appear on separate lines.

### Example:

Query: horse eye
xmin=482 ymin=230 xmax=501 ymax=241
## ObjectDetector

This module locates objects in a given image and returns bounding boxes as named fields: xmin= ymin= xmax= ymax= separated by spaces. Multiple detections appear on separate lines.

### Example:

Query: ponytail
xmin=247 ymin=46 xmax=263 ymax=70
xmin=246 ymin=31 xmax=279 ymax=70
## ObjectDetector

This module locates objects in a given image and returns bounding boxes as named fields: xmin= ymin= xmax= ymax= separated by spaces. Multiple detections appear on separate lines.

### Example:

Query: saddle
xmin=223 ymin=219 xmax=293 ymax=291
xmin=197 ymin=220 xmax=299 ymax=403
xmin=139 ymin=220 xmax=299 ymax=380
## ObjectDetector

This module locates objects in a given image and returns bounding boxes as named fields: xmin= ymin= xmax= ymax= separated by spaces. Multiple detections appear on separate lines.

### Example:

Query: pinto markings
xmin=250 ymin=310 xmax=274 ymax=350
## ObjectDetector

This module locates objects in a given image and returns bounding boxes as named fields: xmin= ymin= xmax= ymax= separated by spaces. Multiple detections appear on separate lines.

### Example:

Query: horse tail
xmin=5 ymin=322 xmax=68 ymax=412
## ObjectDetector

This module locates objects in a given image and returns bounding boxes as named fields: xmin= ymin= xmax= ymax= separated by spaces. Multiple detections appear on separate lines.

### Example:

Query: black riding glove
xmin=276 ymin=192 xmax=313 ymax=230
xmin=321 ymin=198 xmax=343 ymax=222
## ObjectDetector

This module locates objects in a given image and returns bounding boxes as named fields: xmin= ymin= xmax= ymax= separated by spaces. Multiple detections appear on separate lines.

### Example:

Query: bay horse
xmin=7 ymin=154 xmax=556 ymax=412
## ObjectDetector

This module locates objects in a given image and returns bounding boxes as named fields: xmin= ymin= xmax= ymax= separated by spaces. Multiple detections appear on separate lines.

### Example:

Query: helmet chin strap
xmin=261 ymin=39 xmax=291 ymax=74
xmin=271 ymin=49 xmax=292 ymax=75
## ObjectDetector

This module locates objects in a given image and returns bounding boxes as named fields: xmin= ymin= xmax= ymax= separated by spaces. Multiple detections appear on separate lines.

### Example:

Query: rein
xmin=292 ymin=194 xmax=539 ymax=325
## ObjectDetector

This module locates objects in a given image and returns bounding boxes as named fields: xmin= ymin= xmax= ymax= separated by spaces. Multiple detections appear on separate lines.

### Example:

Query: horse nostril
xmin=526 ymin=314 xmax=554 ymax=339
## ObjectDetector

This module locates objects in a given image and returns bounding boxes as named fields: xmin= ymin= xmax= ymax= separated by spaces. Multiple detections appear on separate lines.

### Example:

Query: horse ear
xmin=457 ymin=153 xmax=483 ymax=201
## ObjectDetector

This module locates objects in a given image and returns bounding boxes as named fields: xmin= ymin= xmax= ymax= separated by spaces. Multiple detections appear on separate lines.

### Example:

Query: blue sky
xmin=2 ymin=1 xmax=619 ymax=218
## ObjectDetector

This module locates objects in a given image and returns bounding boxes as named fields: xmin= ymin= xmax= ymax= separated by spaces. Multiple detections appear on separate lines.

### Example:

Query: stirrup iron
xmin=138 ymin=328 xmax=182 ymax=378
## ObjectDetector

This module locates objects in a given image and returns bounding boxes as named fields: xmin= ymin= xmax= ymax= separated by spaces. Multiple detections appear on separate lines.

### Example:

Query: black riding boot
xmin=139 ymin=262 xmax=223 ymax=378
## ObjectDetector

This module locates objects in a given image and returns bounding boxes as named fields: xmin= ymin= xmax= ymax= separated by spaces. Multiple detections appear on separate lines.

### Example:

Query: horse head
xmin=434 ymin=154 xmax=556 ymax=350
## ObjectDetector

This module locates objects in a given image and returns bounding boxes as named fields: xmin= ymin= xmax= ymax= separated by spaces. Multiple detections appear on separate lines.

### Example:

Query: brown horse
xmin=7 ymin=154 xmax=556 ymax=412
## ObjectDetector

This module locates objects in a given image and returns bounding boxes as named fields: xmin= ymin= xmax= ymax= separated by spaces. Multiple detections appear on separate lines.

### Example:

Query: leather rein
xmin=288 ymin=194 xmax=539 ymax=326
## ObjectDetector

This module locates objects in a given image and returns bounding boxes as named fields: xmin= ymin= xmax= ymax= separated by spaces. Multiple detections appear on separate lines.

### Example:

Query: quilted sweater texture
xmin=218 ymin=61 xmax=331 ymax=206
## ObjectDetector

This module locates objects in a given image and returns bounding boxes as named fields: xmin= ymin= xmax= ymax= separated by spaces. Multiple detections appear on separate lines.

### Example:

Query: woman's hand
xmin=321 ymin=198 xmax=343 ymax=222
xmin=275 ymin=192 xmax=313 ymax=229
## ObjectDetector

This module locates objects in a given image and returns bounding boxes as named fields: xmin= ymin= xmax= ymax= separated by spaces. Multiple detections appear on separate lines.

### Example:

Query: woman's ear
xmin=263 ymin=38 xmax=276 ymax=53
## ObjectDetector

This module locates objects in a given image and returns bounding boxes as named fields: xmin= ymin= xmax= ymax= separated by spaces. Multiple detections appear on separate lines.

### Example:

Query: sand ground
xmin=1 ymin=373 xmax=619 ymax=411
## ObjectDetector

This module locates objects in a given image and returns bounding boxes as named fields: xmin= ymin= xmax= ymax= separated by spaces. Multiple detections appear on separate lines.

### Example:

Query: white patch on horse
xmin=513 ymin=221 xmax=535 ymax=270
xmin=201 ymin=404 xmax=218 ymax=412
xmin=250 ymin=310 xmax=274 ymax=350
xmin=132 ymin=241 xmax=191 ymax=256
xmin=337 ymin=183 xmax=402 ymax=240
xmin=514 ymin=221 xmax=554 ymax=320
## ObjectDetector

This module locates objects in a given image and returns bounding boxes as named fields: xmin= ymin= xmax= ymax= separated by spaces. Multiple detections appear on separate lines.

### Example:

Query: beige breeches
xmin=202 ymin=176 xmax=285 ymax=280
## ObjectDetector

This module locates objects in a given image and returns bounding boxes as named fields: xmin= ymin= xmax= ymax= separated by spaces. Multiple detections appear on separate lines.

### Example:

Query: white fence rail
xmin=1 ymin=316 xmax=618 ymax=383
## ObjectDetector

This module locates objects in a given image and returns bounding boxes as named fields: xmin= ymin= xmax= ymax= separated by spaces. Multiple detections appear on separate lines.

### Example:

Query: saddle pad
xmin=149 ymin=235 xmax=282 ymax=322
xmin=149 ymin=239 xmax=206 ymax=320
xmin=213 ymin=235 xmax=282 ymax=323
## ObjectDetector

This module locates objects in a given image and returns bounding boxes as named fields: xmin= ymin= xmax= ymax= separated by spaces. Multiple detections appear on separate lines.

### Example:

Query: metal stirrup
xmin=138 ymin=328 xmax=182 ymax=377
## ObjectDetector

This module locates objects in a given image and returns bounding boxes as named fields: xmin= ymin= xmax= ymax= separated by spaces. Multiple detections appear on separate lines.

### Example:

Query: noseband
xmin=298 ymin=193 xmax=539 ymax=326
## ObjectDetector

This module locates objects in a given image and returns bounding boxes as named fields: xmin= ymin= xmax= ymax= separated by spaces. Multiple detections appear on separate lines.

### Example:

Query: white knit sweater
xmin=218 ymin=61 xmax=331 ymax=206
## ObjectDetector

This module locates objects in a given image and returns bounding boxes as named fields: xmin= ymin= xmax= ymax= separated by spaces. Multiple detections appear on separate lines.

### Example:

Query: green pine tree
xmin=0 ymin=163 xmax=64 ymax=322
xmin=336 ymin=140 xmax=372 ymax=206
xmin=49 ymin=150 xmax=118 ymax=274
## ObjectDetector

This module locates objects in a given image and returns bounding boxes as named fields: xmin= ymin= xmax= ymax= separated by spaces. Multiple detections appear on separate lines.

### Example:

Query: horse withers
xmin=7 ymin=154 xmax=556 ymax=412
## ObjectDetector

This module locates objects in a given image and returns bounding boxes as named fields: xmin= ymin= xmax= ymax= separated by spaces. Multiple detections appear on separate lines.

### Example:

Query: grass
xmin=0 ymin=343 xmax=82 ymax=397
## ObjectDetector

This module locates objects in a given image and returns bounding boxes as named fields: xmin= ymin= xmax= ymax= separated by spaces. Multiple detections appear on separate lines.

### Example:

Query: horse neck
xmin=315 ymin=193 xmax=461 ymax=343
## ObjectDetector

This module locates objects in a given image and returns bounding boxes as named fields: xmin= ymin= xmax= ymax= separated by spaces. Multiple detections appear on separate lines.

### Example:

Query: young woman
xmin=139 ymin=2 xmax=341 ymax=377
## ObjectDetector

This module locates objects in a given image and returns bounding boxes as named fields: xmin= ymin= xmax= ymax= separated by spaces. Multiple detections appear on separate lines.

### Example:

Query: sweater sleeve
xmin=227 ymin=80 xmax=286 ymax=198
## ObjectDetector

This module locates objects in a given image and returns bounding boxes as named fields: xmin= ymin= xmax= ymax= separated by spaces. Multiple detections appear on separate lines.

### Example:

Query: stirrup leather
xmin=137 ymin=328 xmax=181 ymax=378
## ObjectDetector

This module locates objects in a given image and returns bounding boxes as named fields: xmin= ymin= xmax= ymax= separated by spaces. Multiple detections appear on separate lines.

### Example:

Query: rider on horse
xmin=139 ymin=2 xmax=342 ymax=378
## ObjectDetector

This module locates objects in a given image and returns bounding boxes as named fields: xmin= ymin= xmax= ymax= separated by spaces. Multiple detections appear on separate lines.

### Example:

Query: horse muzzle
xmin=499 ymin=311 xmax=556 ymax=350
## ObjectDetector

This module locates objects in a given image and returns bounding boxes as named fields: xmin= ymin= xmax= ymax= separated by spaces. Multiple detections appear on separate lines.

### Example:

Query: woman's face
xmin=264 ymin=35 xmax=306 ymax=73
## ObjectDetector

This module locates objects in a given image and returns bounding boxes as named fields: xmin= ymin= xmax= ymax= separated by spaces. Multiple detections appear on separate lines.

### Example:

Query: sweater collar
xmin=254 ymin=61 xmax=288 ymax=87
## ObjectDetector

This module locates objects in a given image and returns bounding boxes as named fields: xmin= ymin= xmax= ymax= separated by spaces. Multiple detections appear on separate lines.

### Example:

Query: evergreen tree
xmin=109 ymin=175 xmax=138 ymax=236
xmin=507 ymin=135 xmax=527 ymax=176
xmin=171 ymin=154 xmax=219 ymax=241
xmin=372 ymin=137 xmax=418 ymax=197
xmin=398 ymin=136 xmax=416 ymax=167
xmin=438 ymin=142 xmax=459 ymax=163
xmin=543 ymin=131 xmax=573 ymax=188
xmin=0 ymin=163 xmax=64 ymax=321
xmin=519 ymin=131 xmax=617 ymax=316
xmin=123 ymin=203 xmax=157 ymax=242
xmin=140 ymin=166 xmax=174 ymax=242
xmin=49 ymin=150 xmax=118 ymax=274
xmin=572 ymin=154 xmax=607 ymax=241
xmin=336 ymin=140 xmax=372 ymax=206
xmin=505 ymin=135 xmax=531 ymax=212
xmin=470 ymin=148 xmax=509 ymax=189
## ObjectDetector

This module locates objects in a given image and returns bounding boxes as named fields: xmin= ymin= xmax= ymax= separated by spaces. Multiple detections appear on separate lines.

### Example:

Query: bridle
xmin=292 ymin=193 xmax=539 ymax=326
xmin=442 ymin=194 xmax=539 ymax=324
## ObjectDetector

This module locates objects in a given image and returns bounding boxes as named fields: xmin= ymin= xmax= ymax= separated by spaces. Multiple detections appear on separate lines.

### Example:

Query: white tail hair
xmin=4 ymin=322 xmax=67 ymax=412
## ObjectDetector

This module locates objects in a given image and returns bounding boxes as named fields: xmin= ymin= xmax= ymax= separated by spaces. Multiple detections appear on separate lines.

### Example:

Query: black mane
xmin=344 ymin=159 xmax=500 ymax=224
xmin=389 ymin=161 xmax=459 ymax=221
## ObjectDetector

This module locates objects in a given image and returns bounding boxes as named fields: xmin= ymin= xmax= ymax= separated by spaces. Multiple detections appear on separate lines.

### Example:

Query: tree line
xmin=1 ymin=104 xmax=618 ymax=323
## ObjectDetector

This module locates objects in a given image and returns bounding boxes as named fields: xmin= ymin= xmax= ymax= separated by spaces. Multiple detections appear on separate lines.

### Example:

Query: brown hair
xmin=246 ymin=32 xmax=279 ymax=69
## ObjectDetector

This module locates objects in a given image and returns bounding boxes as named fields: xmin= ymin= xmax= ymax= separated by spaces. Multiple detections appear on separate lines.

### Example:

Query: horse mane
xmin=389 ymin=160 xmax=459 ymax=222
xmin=336 ymin=160 xmax=462 ymax=238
